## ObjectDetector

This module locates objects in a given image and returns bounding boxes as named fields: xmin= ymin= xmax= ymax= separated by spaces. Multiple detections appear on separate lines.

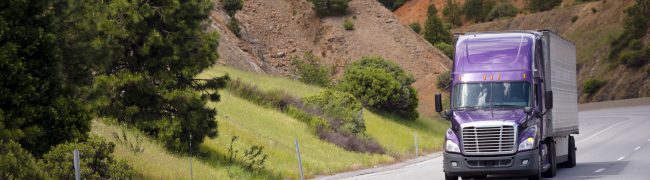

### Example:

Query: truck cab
xmin=435 ymin=30 xmax=578 ymax=180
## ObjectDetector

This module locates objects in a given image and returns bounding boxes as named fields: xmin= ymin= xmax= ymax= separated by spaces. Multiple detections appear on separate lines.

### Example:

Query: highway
xmin=322 ymin=103 xmax=650 ymax=180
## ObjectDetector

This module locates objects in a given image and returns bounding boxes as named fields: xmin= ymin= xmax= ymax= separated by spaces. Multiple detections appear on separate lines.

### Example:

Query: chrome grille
xmin=462 ymin=125 xmax=516 ymax=155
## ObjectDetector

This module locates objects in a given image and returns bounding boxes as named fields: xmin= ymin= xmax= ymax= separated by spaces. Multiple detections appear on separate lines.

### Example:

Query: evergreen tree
xmin=91 ymin=0 xmax=226 ymax=153
xmin=424 ymin=5 xmax=452 ymax=45
xmin=443 ymin=0 xmax=462 ymax=26
xmin=0 ymin=0 xmax=92 ymax=155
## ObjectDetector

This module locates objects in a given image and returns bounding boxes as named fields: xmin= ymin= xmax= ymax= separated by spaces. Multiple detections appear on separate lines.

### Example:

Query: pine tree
xmin=0 ymin=0 xmax=92 ymax=155
xmin=91 ymin=0 xmax=226 ymax=153
xmin=423 ymin=5 xmax=452 ymax=45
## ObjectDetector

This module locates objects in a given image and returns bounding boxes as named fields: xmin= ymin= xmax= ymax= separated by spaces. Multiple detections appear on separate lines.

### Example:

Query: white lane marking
xmin=635 ymin=146 xmax=641 ymax=151
xmin=594 ymin=168 xmax=606 ymax=173
xmin=617 ymin=156 xmax=625 ymax=161
xmin=577 ymin=120 xmax=628 ymax=144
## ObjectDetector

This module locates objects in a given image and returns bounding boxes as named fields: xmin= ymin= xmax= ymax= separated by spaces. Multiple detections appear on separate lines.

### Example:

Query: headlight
xmin=518 ymin=137 xmax=535 ymax=151
xmin=446 ymin=140 xmax=460 ymax=153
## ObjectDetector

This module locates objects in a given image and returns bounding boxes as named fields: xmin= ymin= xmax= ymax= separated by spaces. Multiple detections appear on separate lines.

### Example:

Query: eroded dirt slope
xmin=210 ymin=0 xmax=453 ymax=118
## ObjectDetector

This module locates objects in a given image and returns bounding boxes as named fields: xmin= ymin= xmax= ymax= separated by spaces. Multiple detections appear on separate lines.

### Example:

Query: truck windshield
xmin=453 ymin=82 xmax=531 ymax=109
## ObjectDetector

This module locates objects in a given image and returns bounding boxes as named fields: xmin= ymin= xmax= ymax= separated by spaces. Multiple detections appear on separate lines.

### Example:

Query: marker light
xmin=523 ymin=73 xmax=527 ymax=79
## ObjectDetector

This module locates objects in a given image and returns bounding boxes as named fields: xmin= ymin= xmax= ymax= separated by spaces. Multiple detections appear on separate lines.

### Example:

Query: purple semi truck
xmin=435 ymin=30 xmax=579 ymax=180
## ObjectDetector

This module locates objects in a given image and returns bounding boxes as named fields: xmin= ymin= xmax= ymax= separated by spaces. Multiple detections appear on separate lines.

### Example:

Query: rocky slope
xmin=209 ymin=0 xmax=453 ymax=118
xmin=453 ymin=0 xmax=650 ymax=103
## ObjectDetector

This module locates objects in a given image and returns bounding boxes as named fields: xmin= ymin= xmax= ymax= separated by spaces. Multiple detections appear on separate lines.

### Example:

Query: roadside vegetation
xmin=609 ymin=0 xmax=650 ymax=68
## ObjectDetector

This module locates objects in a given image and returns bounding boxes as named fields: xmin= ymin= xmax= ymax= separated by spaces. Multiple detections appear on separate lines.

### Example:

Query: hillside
xmin=92 ymin=66 xmax=448 ymax=179
xmin=454 ymin=0 xmax=650 ymax=103
xmin=394 ymin=0 xmax=650 ymax=103
xmin=209 ymin=0 xmax=452 ymax=118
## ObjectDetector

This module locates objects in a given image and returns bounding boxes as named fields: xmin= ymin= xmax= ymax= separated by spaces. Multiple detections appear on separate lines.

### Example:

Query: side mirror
xmin=523 ymin=107 xmax=533 ymax=114
xmin=435 ymin=93 xmax=443 ymax=113
xmin=442 ymin=109 xmax=453 ymax=120
xmin=545 ymin=91 xmax=553 ymax=110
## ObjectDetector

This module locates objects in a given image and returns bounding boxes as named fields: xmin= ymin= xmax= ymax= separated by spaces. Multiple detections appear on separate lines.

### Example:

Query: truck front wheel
xmin=445 ymin=173 xmax=458 ymax=180
xmin=542 ymin=139 xmax=557 ymax=177
xmin=528 ymin=152 xmax=542 ymax=180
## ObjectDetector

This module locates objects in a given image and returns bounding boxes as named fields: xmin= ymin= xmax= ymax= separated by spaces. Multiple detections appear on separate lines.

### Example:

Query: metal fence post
xmin=295 ymin=138 xmax=305 ymax=180
xmin=190 ymin=134 xmax=193 ymax=180
xmin=73 ymin=149 xmax=80 ymax=180
xmin=414 ymin=132 xmax=419 ymax=157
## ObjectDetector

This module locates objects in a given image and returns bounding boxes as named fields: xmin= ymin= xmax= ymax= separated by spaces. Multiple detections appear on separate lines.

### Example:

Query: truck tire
xmin=528 ymin=152 xmax=542 ymax=180
xmin=566 ymin=136 xmax=577 ymax=168
xmin=445 ymin=173 xmax=458 ymax=180
xmin=542 ymin=139 xmax=557 ymax=177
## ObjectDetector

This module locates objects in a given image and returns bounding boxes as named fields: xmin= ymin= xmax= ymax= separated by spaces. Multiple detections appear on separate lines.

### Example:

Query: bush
xmin=292 ymin=52 xmax=331 ymax=87
xmin=436 ymin=71 xmax=452 ymax=90
xmin=592 ymin=7 xmax=598 ymax=13
xmin=223 ymin=0 xmax=244 ymax=16
xmin=582 ymin=79 xmax=607 ymax=95
xmin=443 ymin=0 xmax=463 ymax=26
xmin=487 ymin=3 xmax=518 ymax=21
xmin=628 ymin=39 xmax=644 ymax=50
xmin=338 ymin=57 xmax=419 ymax=120
xmin=571 ymin=15 xmax=578 ymax=23
xmin=525 ymin=0 xmax=561 ymax=12
xmin=41 ymin=137 xmax=133 ymax=179
xmin=618 ymin=48 xmax=650 ymax=68
xmin=434 ymin=42 xmax=454 ymax=60
xmin=0 ymin=140 xmax=49 ymax=179
xmin=309 ymin=0 xmax=350 ymax=16
xmin=378 ymin=0 xmax=407 ymax=11
xmin=463 ymin=0 xmax=495 ymax=22
xmin=409 ymin=22 xmax=421 ymax=33
xmin=305 ymin=90 xmax=365 ymax=134
xmin=343 ymin=18 xmax=354 ymax=30
xmin=228 ymin=17 xmax=241 ymax=37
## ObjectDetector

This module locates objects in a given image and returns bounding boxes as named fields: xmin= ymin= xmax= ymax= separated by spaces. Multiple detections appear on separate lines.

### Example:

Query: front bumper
xmin=443 ymin=150 xmax=539 ymax=177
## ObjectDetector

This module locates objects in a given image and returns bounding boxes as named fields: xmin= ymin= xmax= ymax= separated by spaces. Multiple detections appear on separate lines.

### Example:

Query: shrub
xmin=434 ymin=42 xmax=454 ymax=60
xmin=0 ymin=140 xmax=49 ymax=179
xmin=305 ymin=90 xmax=365 ymax=134
xmin=436 ymin=71 xmax=452 ymax=90
xmin=228 ymin=17 xmax=241 ymax=37
xmin=343 ymin=18 xmax=354 ymax=30
xmin=618 ymin=48 xmax=650 ymax=67
xmin=487 ymin=3 xmax=518 ymax=21
xmin=378 ymin=0 xmax=407 ymax=11
xmin=582 ymin=79 xmax=607 ymax=95
xmin=292 ymin=52 xmax=331 ymax=87
xmin=628 ymin=39 xmax=644 ymax=50
xmin=463 ymin=0 xmax=495 ymax=22
xmin=223 ymin=0 xmax=244 ymax=16
xmin=41 ymin=137 xmax=133 ymax=179
xmin=525 ymin=0 xmax=561 ymax=12
xmin=592 ymin=7 xmax=598 ymax=13
xmin=409 ymin=22 xmax=421 ymax=33
xmin=443 ymin=0 xmax=463 ymax=26
xmin=316 ymin=128 xmax=384 ymax=154
xmin=571 ymin=15 xmax=578 ymax=23
xmin=338 ymin=56 xmax=419 ymax=120
xmin=226 ymin=136 xmax=268 ymax=172
xmin=309 ymin=0 xmax=350 ymax=16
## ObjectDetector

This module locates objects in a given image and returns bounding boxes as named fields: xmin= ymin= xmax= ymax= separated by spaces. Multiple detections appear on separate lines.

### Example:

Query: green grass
xmin=196 ymin=65 xmax=324 ymax=97
xmin=203 ymin=92 xmax=393 ymax=178
xmin=91 ymin=120 xmax=273 ymax=179
xmin=101 ymin=65 xmax=448 ymax=179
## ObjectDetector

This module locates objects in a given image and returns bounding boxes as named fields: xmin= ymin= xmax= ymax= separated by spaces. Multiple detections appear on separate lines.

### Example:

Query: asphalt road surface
xmin=323 ymin=103 xmax=650 ymax=180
